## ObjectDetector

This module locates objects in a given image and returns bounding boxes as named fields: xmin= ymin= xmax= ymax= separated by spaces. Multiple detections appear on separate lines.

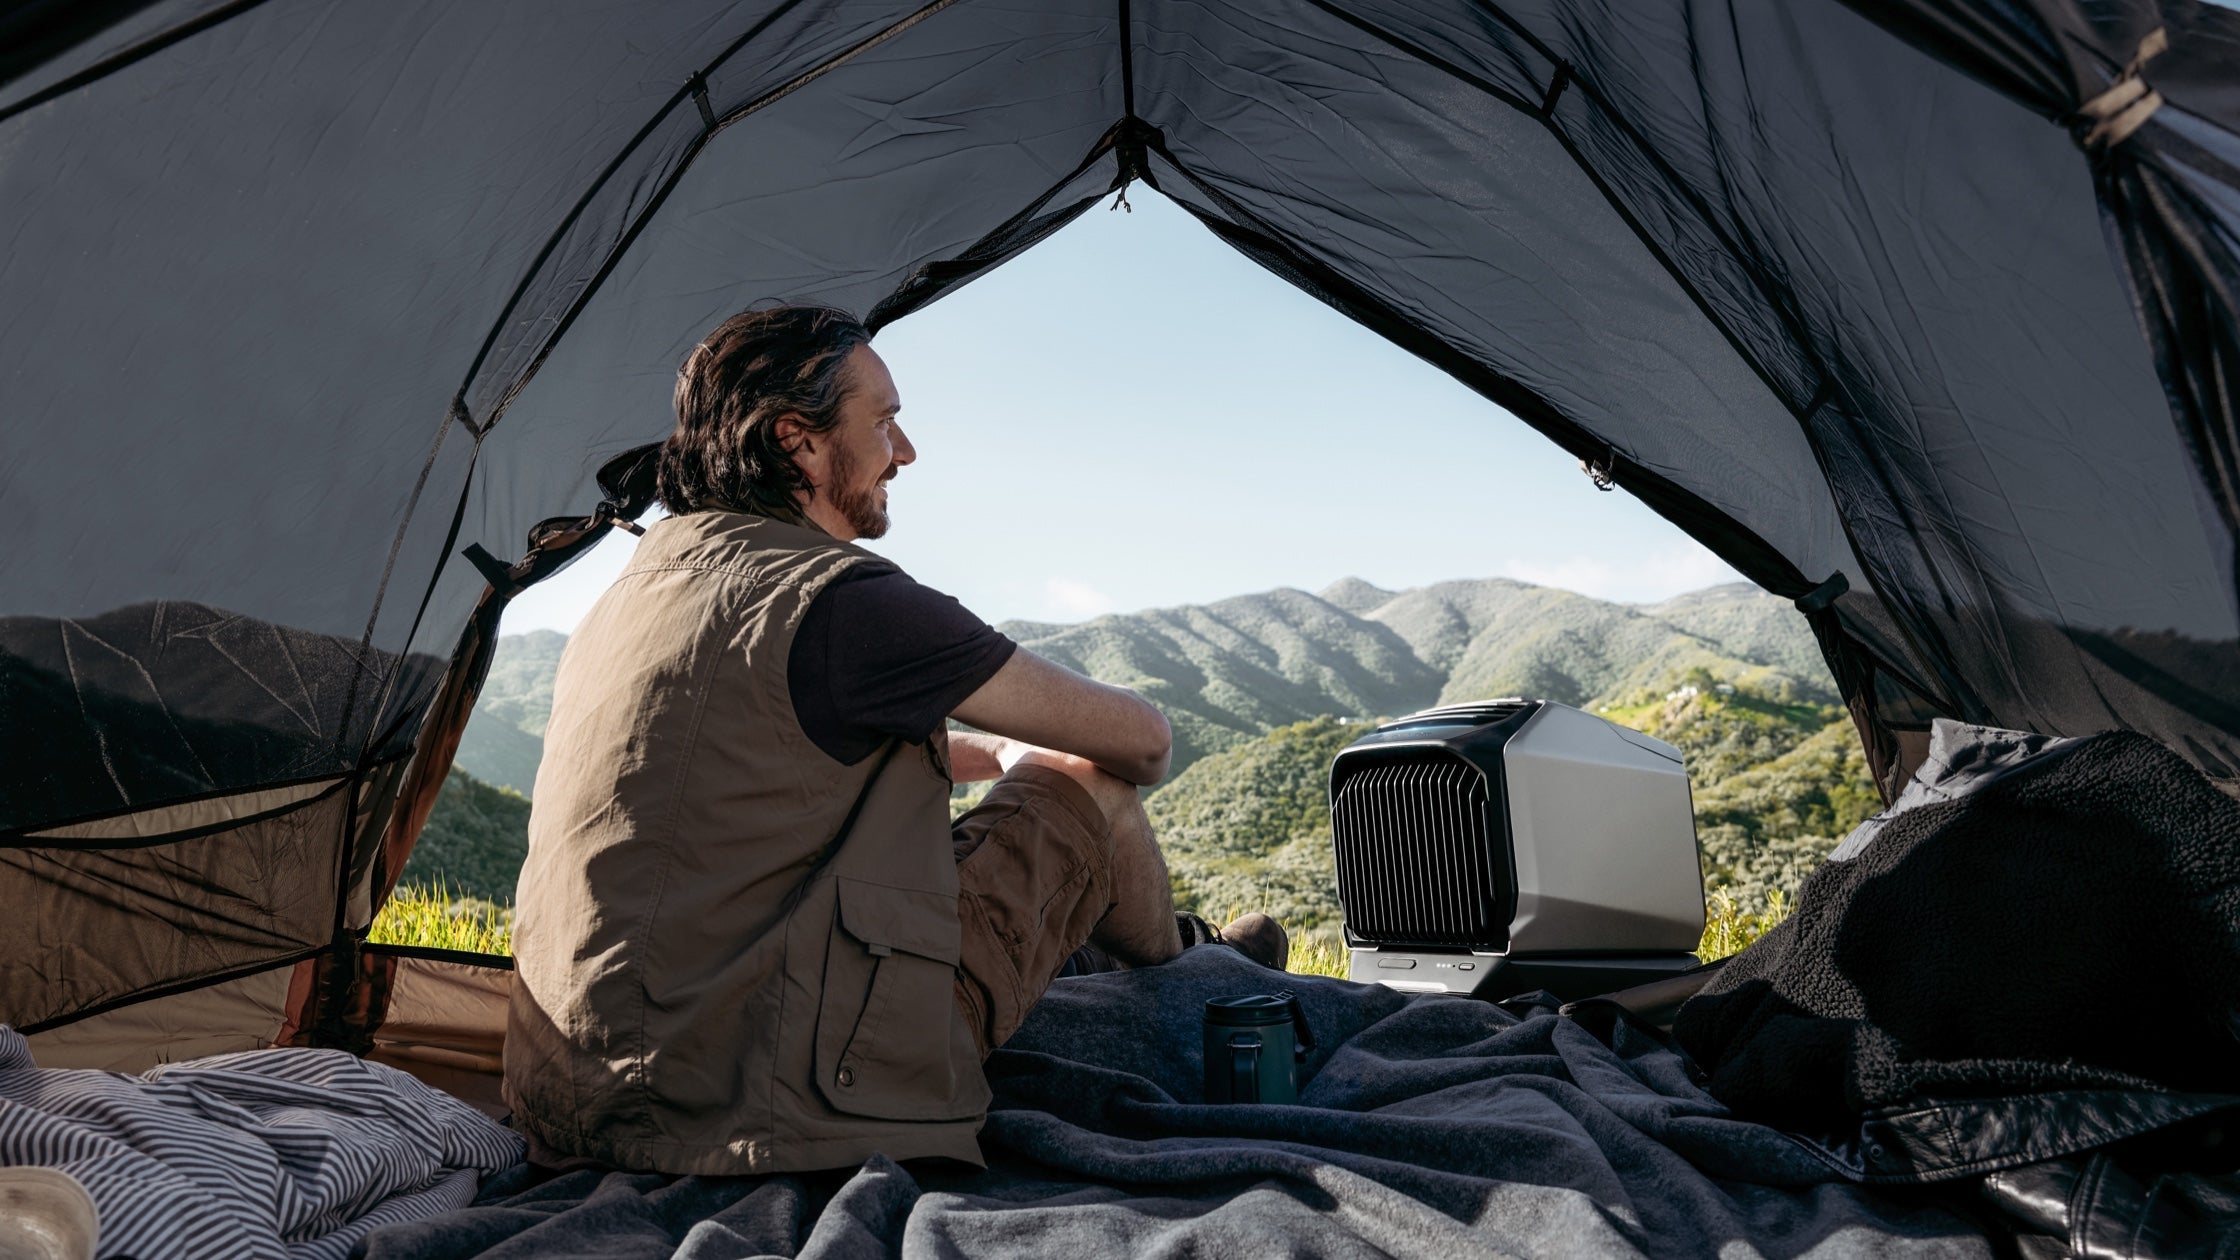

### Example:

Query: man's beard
xmin=825 ymin=443 xmax=895 ymax=540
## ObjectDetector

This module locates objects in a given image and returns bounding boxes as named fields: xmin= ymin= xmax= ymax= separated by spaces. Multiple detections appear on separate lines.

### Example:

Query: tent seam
xmin=478 ymin=0 xmax=969 ymax=433
xmin=333 ymin=404 xmax=461 ymax=783
xmin=1145 ymin=136 xmax=1813 ymax=597
xmin=866 ymin=121 xmax=1129 ymax=331
xmin=1118 ymin=0 xmax=1136 ymax=120
xmin=356 ymin=433 xmax=483 ymax=766
xmin=0 ymin=774 xmax=358 ymax=852
xmin=450 ymin=0 xmax=815 ymax=396
xmin=0 ymin=0 xmax=279 ymax=126
xmin=366 ymin=0 xmax=969 ymax=777
xmin=15 ymin=944 xmax=328 ymax=1038
xmin=1318 ymin=0 xmax=1969 ymax=715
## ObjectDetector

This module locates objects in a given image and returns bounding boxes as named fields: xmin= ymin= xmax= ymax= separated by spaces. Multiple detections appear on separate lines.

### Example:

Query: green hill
xmin=452 ymin=629 xmax=566 ymax=796
xmin=396 ymin=767 xmax=532 ymax=903
xmin=998 ymin=577 xmax=1827 ymax=780
xmin=1690 ymin=719 xmax=1880 ymax=905
xmin=1149 ymin=716 xmax=1361 ymax=944
xmin=1146 ymin=675 xmax=1876 ymax=951
xmin=1640 ymin=584 xmax=1836 ymax=684
xmin=414 ymin=576 xmax=1868 ymax=947
xmin=478 ymin=627 xmax=567 ymax=736
xmin=1317 ymin=576 xmax=1399 ymax=615
xmin=1595 ymin=668 xmax=1837 ymax=784
xmin=447 ymin=577 xmax=1826 ymax=796
xmin=1367 ymin=579 xmax=1832 ymax=710
xmin=999 ymin=588 xmax=1441 ymax=777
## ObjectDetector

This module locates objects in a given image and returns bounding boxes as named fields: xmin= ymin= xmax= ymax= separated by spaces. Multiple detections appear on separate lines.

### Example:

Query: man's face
xmin=808 ymin=344 xmax=912 ymax=542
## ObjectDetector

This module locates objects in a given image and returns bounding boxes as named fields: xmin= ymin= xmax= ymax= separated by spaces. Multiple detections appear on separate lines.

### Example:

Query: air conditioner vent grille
xmin=1331 ymin=756 xmax=1499 ymax=946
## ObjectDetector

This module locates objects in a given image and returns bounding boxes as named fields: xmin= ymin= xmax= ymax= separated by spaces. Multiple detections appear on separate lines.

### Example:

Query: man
xmin=504 ymin=304 xmax=1285 ymax=1176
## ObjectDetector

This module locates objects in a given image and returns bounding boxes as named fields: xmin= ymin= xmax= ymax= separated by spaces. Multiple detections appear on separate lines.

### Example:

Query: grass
xmin=369 ymin=881 xmax=514 ymax=955
xmin=371 ymin=882 xmax=1793 ymax=975
xmin=1286 ymin=934 xmax=1350 ymax=979
xmin=1252 ymin=889 xmax=1803 ymax=979
xmin=368 ymin=884 xmax=1366 ymax=970
xmin=1696 ymin=887 xmax=1791 ymax=962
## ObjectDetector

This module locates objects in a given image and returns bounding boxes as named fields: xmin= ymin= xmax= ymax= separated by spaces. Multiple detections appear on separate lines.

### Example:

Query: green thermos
xmin=1203 ymin=991 xmax=1315 ymax=1104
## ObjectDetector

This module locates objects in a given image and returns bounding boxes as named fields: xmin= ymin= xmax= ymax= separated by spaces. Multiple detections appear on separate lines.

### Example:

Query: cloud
xmin=1498 ymin=541 xmax=1745 ymax=605
xmin=1043 ymin=578 xmax=1118 ymax=620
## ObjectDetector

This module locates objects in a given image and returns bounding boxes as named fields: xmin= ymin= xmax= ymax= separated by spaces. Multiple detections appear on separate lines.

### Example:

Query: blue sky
xmin=502 ymin=189 xmax=1742 ymax=634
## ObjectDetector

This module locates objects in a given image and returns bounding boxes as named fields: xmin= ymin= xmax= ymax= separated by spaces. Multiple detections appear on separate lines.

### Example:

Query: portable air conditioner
xmin=1330 ymin=700 xmax=1704 ymax=1000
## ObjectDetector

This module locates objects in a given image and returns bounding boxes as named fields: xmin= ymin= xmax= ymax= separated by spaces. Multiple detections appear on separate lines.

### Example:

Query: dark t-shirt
xmin=788 ymin=559 xmax=1017 ymax=765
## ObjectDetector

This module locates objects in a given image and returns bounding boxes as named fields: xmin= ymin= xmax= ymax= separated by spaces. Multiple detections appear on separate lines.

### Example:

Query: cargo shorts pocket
xmin=813 ymin=876 xmax=989 ymax=1122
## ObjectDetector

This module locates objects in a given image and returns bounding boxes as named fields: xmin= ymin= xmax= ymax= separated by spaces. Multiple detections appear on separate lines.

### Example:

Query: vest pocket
xmin=813 ymin=876 xmax=989 ymax=1122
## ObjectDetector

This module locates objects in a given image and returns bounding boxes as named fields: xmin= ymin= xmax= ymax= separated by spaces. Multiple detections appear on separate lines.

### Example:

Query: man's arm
xmin=948 ymin=729 xmax=1104 ymax=785
xmin=949 ymin=648 xmax=1172 ymax=786
xmin=945 ymin=730 xmax=1012 ymax=784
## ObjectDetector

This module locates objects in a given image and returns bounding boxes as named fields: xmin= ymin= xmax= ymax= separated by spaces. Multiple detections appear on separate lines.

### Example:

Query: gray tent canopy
xmin=2 ymin=0 xmax=2237 ymax=1052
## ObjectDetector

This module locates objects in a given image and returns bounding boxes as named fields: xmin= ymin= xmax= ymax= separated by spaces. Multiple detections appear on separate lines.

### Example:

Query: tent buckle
xmin=1581 ymin=452 xmax=1617 ymax=492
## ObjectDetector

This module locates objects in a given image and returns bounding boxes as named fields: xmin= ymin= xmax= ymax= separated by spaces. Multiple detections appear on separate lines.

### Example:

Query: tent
xmin=2 ymin=0 xmax=2237 ymax=1080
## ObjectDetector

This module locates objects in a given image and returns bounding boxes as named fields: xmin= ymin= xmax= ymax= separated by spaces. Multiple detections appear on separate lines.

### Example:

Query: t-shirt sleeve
xmin=788 ymin=560 xmax=1017 ymax=765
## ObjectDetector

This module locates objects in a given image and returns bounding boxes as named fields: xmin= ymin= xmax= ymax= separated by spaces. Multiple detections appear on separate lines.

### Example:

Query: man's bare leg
xmin=1073 ymin=779 xmax=1288 ymax=969
xmin=1088 ymin=781 xmax=1188 ymax=966
xmin=1008 ymin=750 xmax=1182 ymax=967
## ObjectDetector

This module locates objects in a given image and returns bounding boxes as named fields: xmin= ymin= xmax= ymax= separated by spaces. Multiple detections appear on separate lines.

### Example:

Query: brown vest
xmin=503 ymin=511 xmax=989 ymax=1175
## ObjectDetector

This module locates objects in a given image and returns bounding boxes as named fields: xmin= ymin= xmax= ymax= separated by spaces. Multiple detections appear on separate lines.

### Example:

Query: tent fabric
xmin=1 ymin=0 xmax=2238 ymax=1036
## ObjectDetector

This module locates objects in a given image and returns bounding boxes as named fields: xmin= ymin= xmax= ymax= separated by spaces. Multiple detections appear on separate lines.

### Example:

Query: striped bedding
xmin=0 ymin=1026 xmax=523 ymax=1260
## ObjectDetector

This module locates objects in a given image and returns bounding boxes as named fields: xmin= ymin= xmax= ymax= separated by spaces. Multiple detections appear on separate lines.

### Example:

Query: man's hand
xmin=950 ymin=649 xmax=1172 ymax=786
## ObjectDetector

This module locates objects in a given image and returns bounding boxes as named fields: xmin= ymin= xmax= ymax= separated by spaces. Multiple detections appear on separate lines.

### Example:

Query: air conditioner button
xmin=1376 ymin=958 xmax=1417 ymax=970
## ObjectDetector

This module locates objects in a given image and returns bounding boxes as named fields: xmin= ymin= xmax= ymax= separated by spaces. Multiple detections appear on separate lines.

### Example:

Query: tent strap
xmin=285 ymin=449 xmax=661 ymax=1052
xmin=2074 ymin=27 xmax=2166 ymax=151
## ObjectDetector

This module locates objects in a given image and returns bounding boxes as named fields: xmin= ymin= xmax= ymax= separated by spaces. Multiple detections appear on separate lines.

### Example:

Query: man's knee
xmin=1007 ymin=750 xmax=1140 ymax=826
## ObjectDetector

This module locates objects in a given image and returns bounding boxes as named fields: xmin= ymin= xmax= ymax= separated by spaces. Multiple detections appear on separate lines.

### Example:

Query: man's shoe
xmin=1176 ymin=911 xmax=1289 ymax=971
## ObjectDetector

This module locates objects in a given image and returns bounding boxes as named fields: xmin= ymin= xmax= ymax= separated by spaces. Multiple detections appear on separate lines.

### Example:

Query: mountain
xmin=997 ymin=577 xmax=1826 ymax=779
xmin=415 ymin=575 xmax=1859 ymax=935
xmin=397 ymin=768 xmax=532 ymax=902
xmin=1150 ymin=716 xmax=1360 ymax=943
xmin=1368 ymin=579 xmax=1833 ymax=711
xmin=451 ymin=577 xmax=1828 ymax=797
xmin=479 ymin=628 xmax=566 ymax=736
xmin=453 ymin=716 xmax=546 ymax=801
xmin=1316 ymin=577 xmax=1398 ymax=615
xmin=452 ymin=629 xmax=566 ymax=796
xmin=1641 ymin=584 xmax=1835 ymax=685
xmin=997 ymin=588 xmax=1441 ymax=776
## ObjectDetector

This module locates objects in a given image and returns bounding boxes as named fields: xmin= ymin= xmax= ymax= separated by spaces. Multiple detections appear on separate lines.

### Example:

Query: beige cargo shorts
xmin=949 ymin=764 xmax=1115 ymax=1056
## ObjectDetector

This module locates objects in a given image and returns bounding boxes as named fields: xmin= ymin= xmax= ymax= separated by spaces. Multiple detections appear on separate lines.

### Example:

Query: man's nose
xmin=889 ymin=422 xmax=916 ymax=467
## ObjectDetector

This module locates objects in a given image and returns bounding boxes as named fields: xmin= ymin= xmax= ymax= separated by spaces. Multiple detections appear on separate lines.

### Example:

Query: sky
xmin=500 ymin=189 xmax=1743 ymax=635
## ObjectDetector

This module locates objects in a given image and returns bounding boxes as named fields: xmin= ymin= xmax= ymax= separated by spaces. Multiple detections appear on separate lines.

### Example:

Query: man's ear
xmin=773 ymin=413 xmax=822 ymax=487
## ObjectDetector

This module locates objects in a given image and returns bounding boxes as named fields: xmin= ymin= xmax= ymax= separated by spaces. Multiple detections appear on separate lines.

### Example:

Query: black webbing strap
xmin=1795 ymin=570 xmax=1849 ymax=616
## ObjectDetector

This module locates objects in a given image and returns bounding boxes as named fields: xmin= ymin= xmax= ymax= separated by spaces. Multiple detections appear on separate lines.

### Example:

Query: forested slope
xmin=412 ymin=577 xmax=1874 ymax=953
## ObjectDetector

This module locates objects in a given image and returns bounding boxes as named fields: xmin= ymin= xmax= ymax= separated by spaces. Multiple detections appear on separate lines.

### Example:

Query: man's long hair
xmin=657 ymin=305 xmax=872 ymax=519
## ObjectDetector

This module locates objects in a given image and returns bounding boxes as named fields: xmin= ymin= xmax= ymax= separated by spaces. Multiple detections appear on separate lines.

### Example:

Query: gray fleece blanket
xmin=357 ymin=947 xmax=1993 ymax=1258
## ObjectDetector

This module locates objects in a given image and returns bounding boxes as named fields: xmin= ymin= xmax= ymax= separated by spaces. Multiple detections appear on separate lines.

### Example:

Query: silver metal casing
xmin=1333 ymin=700 xmax=1705 ymax=998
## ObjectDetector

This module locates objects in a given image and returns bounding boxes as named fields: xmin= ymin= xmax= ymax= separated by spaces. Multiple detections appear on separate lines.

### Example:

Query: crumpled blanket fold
xmin=361 ymin=948 xmax=1992 ymax=1259
xmin=0 ymin=1026 xmax=524 ymax=1260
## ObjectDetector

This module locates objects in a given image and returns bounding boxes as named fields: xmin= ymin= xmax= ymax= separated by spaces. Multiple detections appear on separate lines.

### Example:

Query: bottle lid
xmin=1204 ymin=993 xmax=1294 ymax=1026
